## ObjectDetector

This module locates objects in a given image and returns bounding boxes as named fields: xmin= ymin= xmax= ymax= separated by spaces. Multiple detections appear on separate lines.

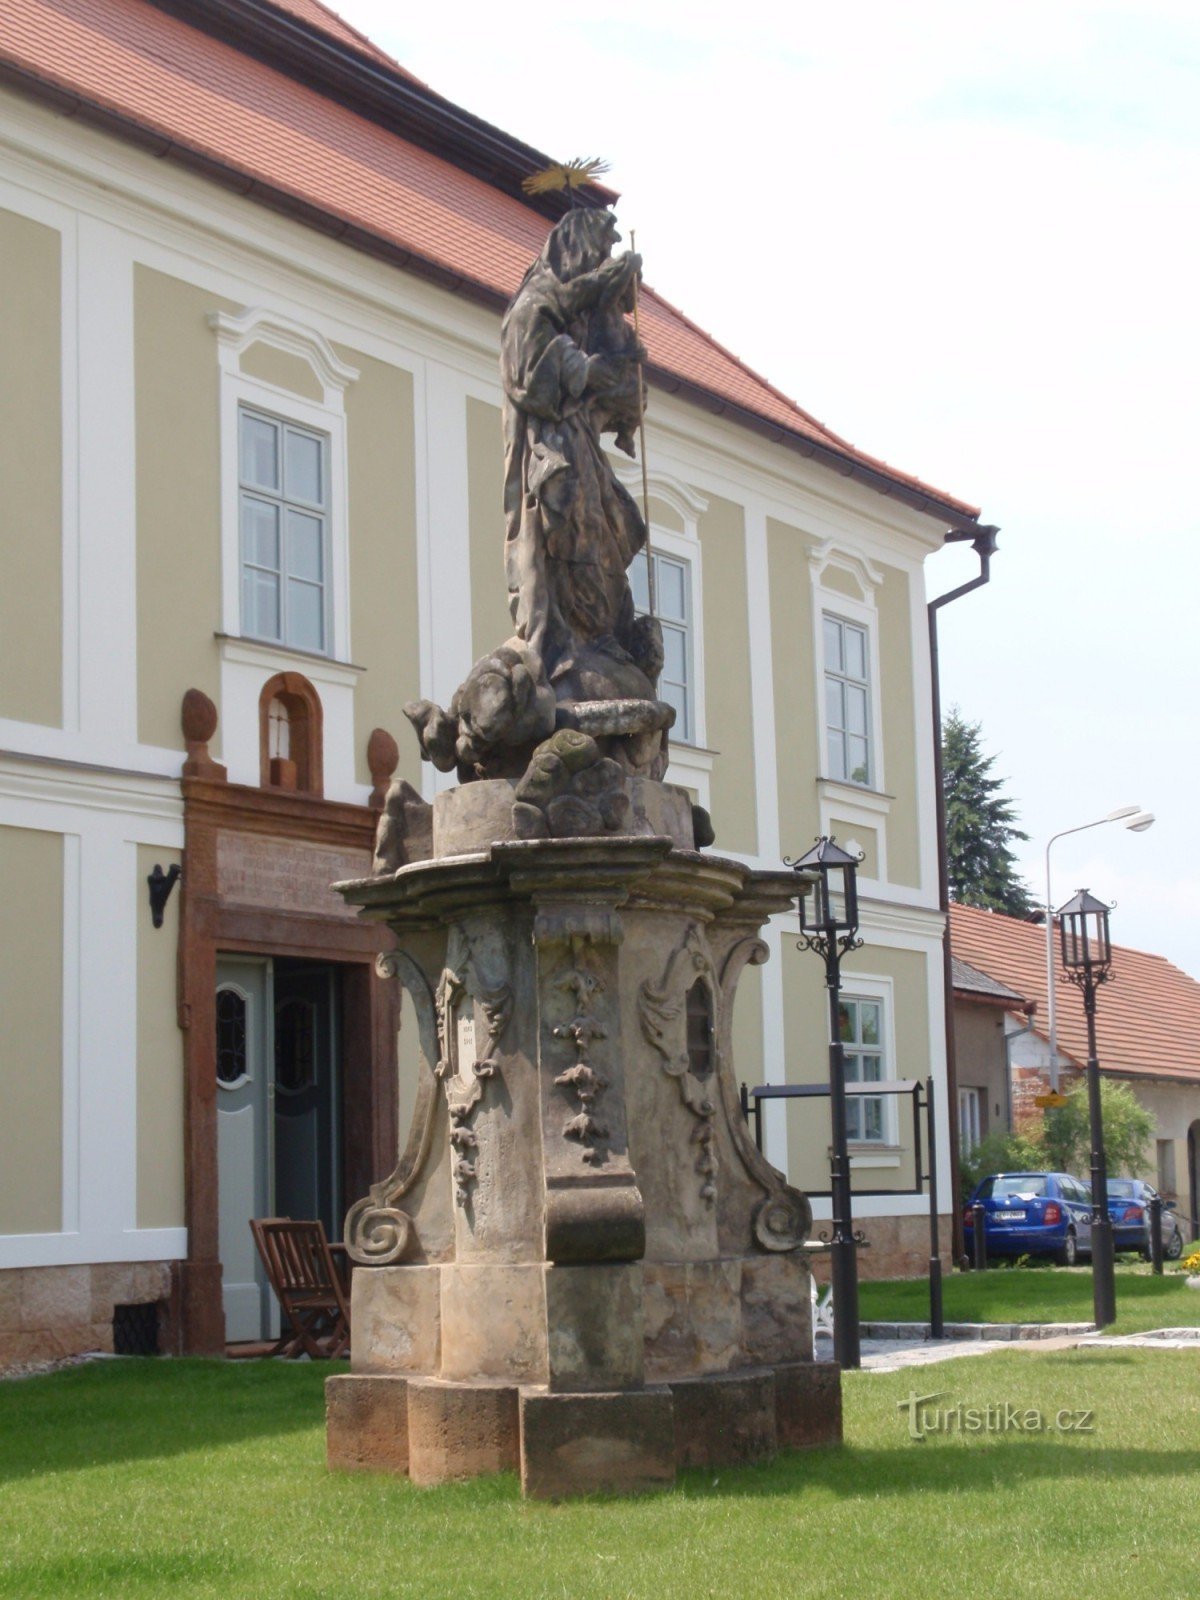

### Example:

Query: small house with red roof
xmin=1 ymin=0 xmax=992 ymax=1363
xmin=951 ymin=903 xmax=1200 ymax=1234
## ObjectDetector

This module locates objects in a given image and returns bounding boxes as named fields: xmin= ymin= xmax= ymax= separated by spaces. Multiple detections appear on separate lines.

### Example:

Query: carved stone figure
xmin=403 ymin=208 xmax=671 ymax=801
xmin=501 ymin=208 xmax=651 ymax=680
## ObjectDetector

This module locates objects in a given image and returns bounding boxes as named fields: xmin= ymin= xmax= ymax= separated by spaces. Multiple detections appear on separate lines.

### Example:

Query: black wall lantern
xmin=1057 ymin=887 xmax=1117 ymax=1327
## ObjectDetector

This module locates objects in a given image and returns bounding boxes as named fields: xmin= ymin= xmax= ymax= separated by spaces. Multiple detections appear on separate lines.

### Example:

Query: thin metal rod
xmin=1083 ymin=982 xmax=1117 ymax=1327
xmin=629 ymin=228 xmax=656 ymax=621
xmin=926 ymin=1077 xmax=944 ymax=1338
xmin=825 ymin=944 xmax=860 ymax=1370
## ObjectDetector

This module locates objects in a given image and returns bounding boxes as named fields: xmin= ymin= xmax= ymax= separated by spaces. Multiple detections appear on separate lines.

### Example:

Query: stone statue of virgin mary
xmin=403 ymin=207 xmax=670 ymax=798
xmin=500 ymin=206 xmax=660 ymax=698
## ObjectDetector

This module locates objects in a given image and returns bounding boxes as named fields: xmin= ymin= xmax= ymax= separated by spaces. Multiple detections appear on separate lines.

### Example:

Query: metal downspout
xmin=928 ymin=525 xmax=999 ymax=1262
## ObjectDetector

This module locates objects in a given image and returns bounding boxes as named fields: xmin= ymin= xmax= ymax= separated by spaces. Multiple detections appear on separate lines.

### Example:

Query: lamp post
xmin=1057 ymin=888 xmax=1117 ymax=1329
xmin=1044 ymin=808 xmax=1153 ymax=1088
xmin=791 ymin=837 xmax=863 ymax=1370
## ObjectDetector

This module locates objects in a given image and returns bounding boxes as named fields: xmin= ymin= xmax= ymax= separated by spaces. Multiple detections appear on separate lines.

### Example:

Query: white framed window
xmin=959 ymin=1087 xmax=983 ymax=1155
xmin=823 ymin=613 xmax=872 ymax=786
xmin=808 ymin=541 xmax=886 ymax=801
xmin=839 ymin=994 xmax=887 ymax=1143
xmin=631 ymin=547 xmax=695 ymax=743
xmin=239 ymin=407 xmax=331 ymax=654
xmin=210 ymin=307 xmax=358 ymax=663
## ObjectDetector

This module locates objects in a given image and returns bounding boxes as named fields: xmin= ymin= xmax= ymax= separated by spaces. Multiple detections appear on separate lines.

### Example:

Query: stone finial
xmin=366 ymin=727 xmax=400 ymax=810
xmin=181 ymin=689 xmax=226 ymax=780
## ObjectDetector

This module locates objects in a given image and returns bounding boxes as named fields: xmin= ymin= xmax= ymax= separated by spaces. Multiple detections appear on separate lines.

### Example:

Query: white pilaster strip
xmin=59 ymin=830 xmax=82 ymax=1234
xmin=75 ymin=216 xmax=137 ymax=745
xmin=75 ymin=826 xmax=139 ymax=1241
xmin=415 ymin=362 xmax=475 ymax=796
xmin=60 ymin=210 xmax=81 ymax=734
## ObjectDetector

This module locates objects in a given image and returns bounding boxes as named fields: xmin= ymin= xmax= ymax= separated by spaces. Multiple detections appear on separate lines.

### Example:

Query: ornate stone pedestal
xmin=325 ymin=789 xmax=841 ymax=1497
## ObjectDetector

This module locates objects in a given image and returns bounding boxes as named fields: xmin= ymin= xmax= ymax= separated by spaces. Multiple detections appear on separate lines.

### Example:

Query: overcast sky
xmin=332 ymin=0 xmax=1199 ymax=977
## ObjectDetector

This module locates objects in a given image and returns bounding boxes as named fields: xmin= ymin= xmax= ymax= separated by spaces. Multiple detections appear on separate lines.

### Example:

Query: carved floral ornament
xmin=344 ymin=930 xmax=512 ymax=1262
xmin=552 ymin=961 xmax=609 ymax=1161
xmin=435 ymin=927 xmax=512 ymax=1206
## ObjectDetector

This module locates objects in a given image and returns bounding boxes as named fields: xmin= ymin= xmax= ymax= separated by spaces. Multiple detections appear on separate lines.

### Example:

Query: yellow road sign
xmin=1034 ymin=1092 xmax=1069 ymax=1109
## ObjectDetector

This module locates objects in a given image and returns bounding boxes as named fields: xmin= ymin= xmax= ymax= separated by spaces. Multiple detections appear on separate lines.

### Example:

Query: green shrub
xmin=959 ymin=1127 xmax=1047 ymax=1201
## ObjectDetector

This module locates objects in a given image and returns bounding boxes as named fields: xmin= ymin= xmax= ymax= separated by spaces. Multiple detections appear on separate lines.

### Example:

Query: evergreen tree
xmin=942 ymin=708 xmax=1036 ymax=917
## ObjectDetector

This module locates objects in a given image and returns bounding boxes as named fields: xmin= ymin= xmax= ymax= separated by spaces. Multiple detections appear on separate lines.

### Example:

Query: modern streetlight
xmin=1057 ymin=888 xmax=1118 ymax=1327
xmin=1044 ymin=807 xmax=1153 ymax=1087
xmin=791 ymin=836 xmax=864 ymax=1370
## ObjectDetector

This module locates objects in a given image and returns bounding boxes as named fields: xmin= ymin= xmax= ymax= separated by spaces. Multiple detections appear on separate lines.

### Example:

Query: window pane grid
xmin=631 ymin=548 xmax=694 ymax=743
xmin=838 ymin=996 xmax=886 ymax=1143
xmin=824 ymin=615 xmax=871 ymax=786
xmin=239 ymin=407 xmax=329 ymax=652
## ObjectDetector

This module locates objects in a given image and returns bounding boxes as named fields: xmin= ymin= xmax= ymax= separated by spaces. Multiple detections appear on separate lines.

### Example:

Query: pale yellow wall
xmin=337 ymin=346 xmax=423 ymax=789
xmin=0 ymin=208 xmax=62 ymax=728
xmin=700 ymin=493 xmax=757 ymax=855
xmin=646 ymin=494 xmax=684 ymax=534
xmin=239 ymin=341 xmax=323 ymax=402
xmin=730 ymin=957 xmax=764 ymax=1090
xmin=878 ymin=563 xmax=920 ymax=886
xmin=767 ymin=518 xmax=820 ymax=855
xmin=136 ymin=844 xmax=184 ymax=1229
xmin=781 ymin=940 xmax=930 ymax=1195
xmin=0 ymin=827 xmax=63 ymax=1233
xmin=134 ymin=267 xmax=229 ymax=752
xmin=467 ymin=396 xmax=511 ymax=660
xmin=829 ymin=816 xmax=879 ymax=880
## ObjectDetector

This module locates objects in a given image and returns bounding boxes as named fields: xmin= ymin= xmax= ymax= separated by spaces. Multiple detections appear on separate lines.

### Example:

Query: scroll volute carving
xmin=639 ymin=923 xmax=719 ymax=1203
xmin=718 ymin=935 xmax=812 ymax=1253
xmin=344 ymin=949 xmax=439 ymax=1264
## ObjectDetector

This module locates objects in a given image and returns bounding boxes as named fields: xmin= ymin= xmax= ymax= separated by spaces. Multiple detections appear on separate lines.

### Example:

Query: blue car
xmin=1107 ymin=1178 xmax=1185 ymax=1260
xmin=963 ymin=1172 xmax=1094 ymax=1265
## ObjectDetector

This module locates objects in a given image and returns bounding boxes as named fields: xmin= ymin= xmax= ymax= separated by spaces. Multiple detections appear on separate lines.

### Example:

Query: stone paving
xmin=817 ymin=1323 xmax=1200 ymax=1372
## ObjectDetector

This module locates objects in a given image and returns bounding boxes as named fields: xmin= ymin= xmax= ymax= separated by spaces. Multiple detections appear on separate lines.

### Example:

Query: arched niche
xmin=258 ymin=671 xmax=323 ymax=796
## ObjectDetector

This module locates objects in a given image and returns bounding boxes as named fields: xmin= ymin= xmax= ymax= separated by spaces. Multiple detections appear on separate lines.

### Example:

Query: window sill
xmin=816 ymin=776 xmax=893 ymax=812
xmin=847 ymin=1147 xmax=903 ymax=1169
xmin=216 ymin=634 xmax=365 ymax=685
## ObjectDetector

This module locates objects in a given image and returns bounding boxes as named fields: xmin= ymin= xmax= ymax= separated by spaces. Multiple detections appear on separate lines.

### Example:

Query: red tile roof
xmin=262 ymin=0 xmax=413 ymax=73
xmin=951 ymin=903 xmax=1200 ymax=1085
xmin=0 ymin=0 xmax=979 ymax=521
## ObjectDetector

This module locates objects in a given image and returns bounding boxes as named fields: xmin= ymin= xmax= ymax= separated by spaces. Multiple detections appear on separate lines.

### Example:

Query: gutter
xmin=928 ymin=525 xmax=1000 ymax=1257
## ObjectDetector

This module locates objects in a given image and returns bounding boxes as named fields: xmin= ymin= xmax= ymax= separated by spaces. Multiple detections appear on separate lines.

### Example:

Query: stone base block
xmin=326 ymin=1374 xmax=409 ymax=1474
xmin=775 ymin=1360 xmax=843 ymax=1449
xmin=545 ymin=1263 xmax=644 ymax=1392
xmin=519 ymin=1385 xmax=676 ymax=1499
xmin=351 ymin=1264 xmax=441 ymax=1375
xmin=406 ymin=1378 xmax=520 ymax=1485
xmin=670 ymin=1367 xmax=777 ymax=1469
xmin=439 ymin=1264 xmax=548 ymax=1384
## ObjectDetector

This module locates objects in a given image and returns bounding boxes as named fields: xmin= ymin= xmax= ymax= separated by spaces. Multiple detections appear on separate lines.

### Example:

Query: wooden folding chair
xmin=249 ymin=1218 xmax=352 ymax=1359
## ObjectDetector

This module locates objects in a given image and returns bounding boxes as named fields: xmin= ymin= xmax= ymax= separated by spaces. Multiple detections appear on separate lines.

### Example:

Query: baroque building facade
xmin=0 ymin=0 xmax=986 ymax=1363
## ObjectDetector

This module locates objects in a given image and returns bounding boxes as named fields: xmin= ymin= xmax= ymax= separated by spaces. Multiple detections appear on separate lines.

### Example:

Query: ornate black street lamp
xmin=1058 ymin=888 xmax=1117 ymax=1328
xmin=791 ymin=837 xmax=864 ymax=1370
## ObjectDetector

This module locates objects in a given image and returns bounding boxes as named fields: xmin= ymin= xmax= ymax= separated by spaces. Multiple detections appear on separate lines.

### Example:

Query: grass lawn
xmin=859 ymin=1261 xmax=1200 ymax=1335
xmin=2 ymin=1352 xmax=1199 ymax=1599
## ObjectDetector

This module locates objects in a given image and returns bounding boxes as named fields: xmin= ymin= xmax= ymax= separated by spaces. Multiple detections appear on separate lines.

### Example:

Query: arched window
xmin=259 ymin=672 xmax=323 ymax=795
